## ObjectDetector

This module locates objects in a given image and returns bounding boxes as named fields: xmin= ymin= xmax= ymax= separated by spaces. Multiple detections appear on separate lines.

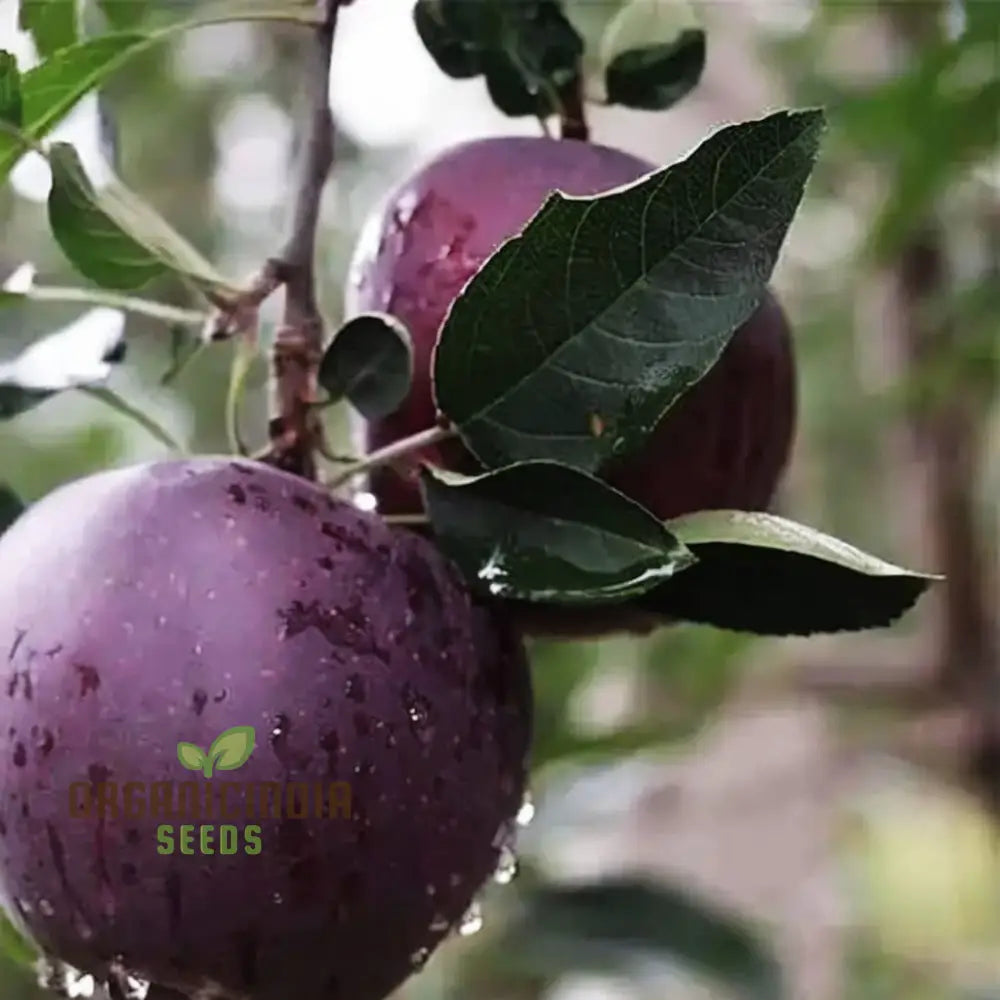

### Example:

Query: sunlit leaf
xmin=637 ymin=509 xmax=942 ymax=634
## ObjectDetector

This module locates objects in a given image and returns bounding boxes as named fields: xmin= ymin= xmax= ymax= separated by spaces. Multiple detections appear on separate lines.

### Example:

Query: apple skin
xmin=0 ymin=458 xmax=531 ymax=1000
xmin=345 ymin=136 xmax=797 ymax=636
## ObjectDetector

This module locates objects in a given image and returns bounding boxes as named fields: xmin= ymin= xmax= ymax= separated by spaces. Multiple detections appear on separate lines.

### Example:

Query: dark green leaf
xmin=417 ymin=0 xmax=583 ymax=118
xmin=0 ymin=306 xmax=125 ymax=420
xmin=606 ymin=28 xmax=705 ymax=109
xmin=48 ymin=142 xmax=234 ymax=294
xmin=0 ymin=51 xmax=23 ymax=127
xmin=0 ymin=483 xmax=25 ymax=535
xmin=19 ymin=0 xmax=78 ymax=58
xmin=501 ymin=879 xmax=784 ymax=1000
xmin=434 ymin=108 xmax=824 ymax=472
xmin=319 ymin=313 xmax=413 ymax=419
xmin=419 ymin=461 xmax=695 ymax=604
xmin=636 ymin=509 xmax=942 ymax=635
xmin=412 ymin=0 xmax=481 ymax=78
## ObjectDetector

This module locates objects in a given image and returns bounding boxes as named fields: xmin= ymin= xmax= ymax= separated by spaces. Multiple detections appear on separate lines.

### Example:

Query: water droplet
xmin=65 ymin=968 xmax=96 ymax=998
xmin=38 ymin=897 xmax=54 ymax=916
xmin=457 ymin=901 xmax=483 ymax=937
xmin=272 ymin=892 xmax=283 ymax=904
xmin=409 ymin=946 xmax=430 ymax=970
xmin=401 ymin=682 xmax=434 ymax=744
xmin=493 ymin=843 xmax=518 ymax=885
xmin=516 ymin=791 xmax=535 ymax=827
xmin=429 ymin=913 xmax=449 ymax=932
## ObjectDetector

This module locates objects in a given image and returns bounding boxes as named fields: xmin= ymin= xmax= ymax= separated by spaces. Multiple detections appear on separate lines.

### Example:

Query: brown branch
xmin=261 ymin=0 xmax=345 ymax=479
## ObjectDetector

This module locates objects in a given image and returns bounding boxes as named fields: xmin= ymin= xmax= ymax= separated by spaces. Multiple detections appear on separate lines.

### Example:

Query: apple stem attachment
xmin=327 ymin=425 xmax=456 ymax=489
xmin=382 ymin=514 xmax=431 ymax=526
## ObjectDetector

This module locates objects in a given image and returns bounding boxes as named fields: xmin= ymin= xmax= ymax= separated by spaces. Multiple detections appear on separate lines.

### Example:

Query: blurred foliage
xmin=0 ymin=0 xmax=997 ymax=998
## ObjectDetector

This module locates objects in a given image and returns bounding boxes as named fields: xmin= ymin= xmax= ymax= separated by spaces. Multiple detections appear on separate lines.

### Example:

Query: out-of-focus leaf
xmin=605 ymin=28 xmax=705 ymax=110
xmin=19 ymin=0 xmax=78 ymax=58
xmin=599 ymin=0 xmax=705 ymax=110
xmin=412 ymin=0 xmax=481 ymax=78
xmin=48 ymin=142 xmax=234 ymax=295
xmin=0 ymin=307 xmax=126 ymax=419
xmin=415 ymin=0 xmax=583 ymax=118
xmin=0 ymin=912 xmax=38 ymax=967
xmin=97 ymin=0 xmax=150 ymax=29
xmin=499 ymin=878 xmax=784 ymax=1000
xmin=0 ymin=2 xmax=322 ymax=181
xmin=637 ymin=510 xmax=942 ymax=634
xmin=0 ymin=483 xmax=25 ymax=535
xmin=0 ymin=51 xmax=23 ymax=126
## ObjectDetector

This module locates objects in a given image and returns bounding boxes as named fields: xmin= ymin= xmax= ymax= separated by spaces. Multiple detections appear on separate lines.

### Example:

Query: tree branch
xmin=261 ymin=0 xmax=345 ymax=479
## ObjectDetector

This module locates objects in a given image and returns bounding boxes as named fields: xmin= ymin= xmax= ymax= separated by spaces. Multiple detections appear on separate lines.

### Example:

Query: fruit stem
xmin=21 ymin=286 xmax=207 ymax=325
xmin=382 ymin=513 xmax=430 ymax=526
xmin=326 ymin=425 xmax=455 ymax=489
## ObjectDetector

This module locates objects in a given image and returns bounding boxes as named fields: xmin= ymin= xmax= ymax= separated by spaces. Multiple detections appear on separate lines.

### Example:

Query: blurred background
xmin=0 ymin=0 xmax=998 ymax=997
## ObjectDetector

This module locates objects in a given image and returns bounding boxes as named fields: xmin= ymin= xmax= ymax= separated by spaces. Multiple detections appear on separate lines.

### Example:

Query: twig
xmin=24 ymin=285 xmax=205 ymax=325
xmin=326 ymin=425 xmax=455 ymax=489
xmin=259 ymin=0 xmax=343 ymax=479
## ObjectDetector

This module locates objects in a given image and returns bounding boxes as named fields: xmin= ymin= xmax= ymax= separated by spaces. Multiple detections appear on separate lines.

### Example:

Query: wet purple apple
xmin=344 ymin=136 xmax=797 ymax=637
xmin=0 ymin=458 xmax=531 ymax=1000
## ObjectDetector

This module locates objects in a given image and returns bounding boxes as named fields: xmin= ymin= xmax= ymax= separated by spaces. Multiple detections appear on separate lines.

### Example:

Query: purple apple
xmin=345 ymin=136 xmax=796 ymax=636
xmin=0 ymin=458 xmax=531 ymax=1000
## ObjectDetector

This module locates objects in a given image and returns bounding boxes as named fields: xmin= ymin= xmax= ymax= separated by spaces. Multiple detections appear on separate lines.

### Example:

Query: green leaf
xmin=176 ymin=742 xmax=206 ymax=771
xmin=636 ymin=510 xmax=942 ymax=635
xmin=417 ymin=0 xmax=583 ymax=118
xmin=0 ymin=4 xmax=324 ymax=183
xmin=412 ymin=0 xmax=481 ymax=78
xmin=433 ymin=108 xmax=825 ymax=472
xmin=0 ymin=483 xmax=25 ymax=535
xmin=0 ymin=306 xmax=126 ymax=420
xmin=0 ymin=51 xmax=23 ymax=127
xmin=97 ymin=0 xmax=149 ymax=29
xmin=606 ymin=28 xmax=705 ymax=110
xmin=0 ymin=912 xmax=38 ymax=967
xmin=598 ymin=0 xmax=705 ymax=110
xmin=209 ymin=725 xmax=256 ymax=771
xmin=319 ymin=312 xmax=414 ymax=419
xmin=0 ymin=32 xmax=144 ymax=179
xmin=500 ymin=879 xmax=784 ymax=1000
xmin=48 ymin=142 xmax=234 ymax=294
xmin=419 ymin=460 xmax=695 ymax=604
xmin=19 ymin=0 xmax=79 ymax=59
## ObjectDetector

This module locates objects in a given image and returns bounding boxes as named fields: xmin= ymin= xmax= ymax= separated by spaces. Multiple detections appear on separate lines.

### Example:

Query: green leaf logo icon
xmin=176 ymin=726 xmax=255 ymax=778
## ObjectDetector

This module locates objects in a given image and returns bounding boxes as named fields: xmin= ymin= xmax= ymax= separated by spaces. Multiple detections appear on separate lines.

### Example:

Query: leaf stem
xmin=22 ymin=285 xmax=206 ymax=325
xmin=327 ymin=425 xmax=455 ymax=488
xmin=78 ymin=386 xmax=187 ymax=453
